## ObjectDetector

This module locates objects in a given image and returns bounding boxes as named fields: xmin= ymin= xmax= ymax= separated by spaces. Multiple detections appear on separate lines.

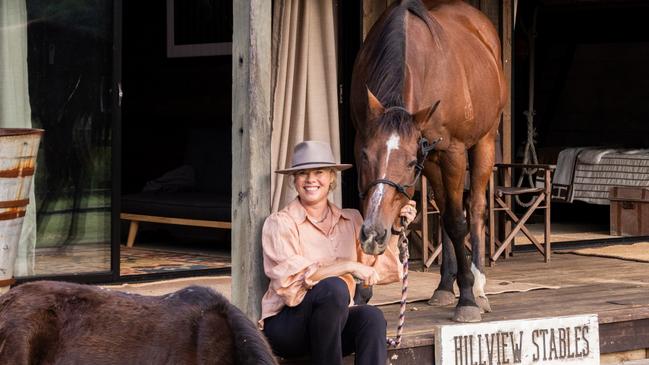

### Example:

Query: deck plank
xmin=281 ymin=250 xmax=649 ymax=363
xmin=380 ymin=250 xmax=649 ymax=353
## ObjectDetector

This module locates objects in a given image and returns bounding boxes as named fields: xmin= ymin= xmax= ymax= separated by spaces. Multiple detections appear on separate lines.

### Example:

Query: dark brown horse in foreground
xmin=0 ymin=281 xmax=277 ymax=365
xmin=352 ymin=0 xmax=506 ymax=322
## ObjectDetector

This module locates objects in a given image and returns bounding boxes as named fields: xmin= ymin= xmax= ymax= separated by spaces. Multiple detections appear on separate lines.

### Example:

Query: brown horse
xmin=0 ymin=281 xmax=278 ymax=365
xmin=352 ymin=0 xmax=506 ymax=322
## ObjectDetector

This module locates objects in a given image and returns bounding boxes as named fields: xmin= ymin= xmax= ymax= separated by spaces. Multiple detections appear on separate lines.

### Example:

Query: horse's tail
xmin=204 ymin=290 xmax=278 ymax=365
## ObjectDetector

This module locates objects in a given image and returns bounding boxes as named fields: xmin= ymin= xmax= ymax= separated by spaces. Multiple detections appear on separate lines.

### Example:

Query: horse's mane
xmin=364 ymin=4 xmax=406 ymax=111
xmin=365 ymin=0 xmax=436 ymax=135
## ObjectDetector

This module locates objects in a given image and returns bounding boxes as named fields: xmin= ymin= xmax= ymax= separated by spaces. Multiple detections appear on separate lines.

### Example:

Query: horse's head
xmin=356 ymin=88 xmax=440 ymax=255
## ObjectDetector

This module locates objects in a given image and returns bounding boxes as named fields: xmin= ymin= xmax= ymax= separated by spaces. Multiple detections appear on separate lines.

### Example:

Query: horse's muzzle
xmin=360 ymin=223 xmax=388 ymax=255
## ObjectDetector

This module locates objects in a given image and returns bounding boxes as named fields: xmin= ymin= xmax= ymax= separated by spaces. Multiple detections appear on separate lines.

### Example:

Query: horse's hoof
xmin=428 ymin=290 xmax=455 ymax=307
xmin=453 ymin=306 xmax=482 ymax=322
xmin=477 ymin=296 xmax=492 ymax=313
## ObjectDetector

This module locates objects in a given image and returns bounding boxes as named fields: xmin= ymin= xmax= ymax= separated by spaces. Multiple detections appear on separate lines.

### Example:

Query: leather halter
xmin=359 ymin=136 xmax=441 ymax=201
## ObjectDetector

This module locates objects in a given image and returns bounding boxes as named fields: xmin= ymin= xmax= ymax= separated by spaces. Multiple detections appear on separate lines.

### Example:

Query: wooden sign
xmin=435 ymin=314 xmax=599 ymax=365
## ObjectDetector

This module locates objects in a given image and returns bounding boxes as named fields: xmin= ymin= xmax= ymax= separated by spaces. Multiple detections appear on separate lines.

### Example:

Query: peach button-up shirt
xmin=259 ymin=197 xmax=403 ymax=327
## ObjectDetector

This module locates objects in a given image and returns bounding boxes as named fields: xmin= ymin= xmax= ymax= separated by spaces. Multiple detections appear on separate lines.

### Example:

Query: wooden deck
xmin=283 ymin=249 xmax=649 ymax=364
xmin=383 ymin=250 xmax=649 ymax=363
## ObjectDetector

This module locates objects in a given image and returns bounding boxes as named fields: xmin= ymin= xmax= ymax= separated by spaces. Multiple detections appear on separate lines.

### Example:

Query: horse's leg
xmin=440 ymin=148 xmax=480 ymax=322
xmin=424 ymin=160 xmax=456 ymax=307
xmin=467 ymin=132 xmax=497 ymax=313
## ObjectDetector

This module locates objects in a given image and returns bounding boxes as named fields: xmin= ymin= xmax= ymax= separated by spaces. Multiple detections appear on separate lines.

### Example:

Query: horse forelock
xmin=372 ymin=112 xmax=418 ymax=139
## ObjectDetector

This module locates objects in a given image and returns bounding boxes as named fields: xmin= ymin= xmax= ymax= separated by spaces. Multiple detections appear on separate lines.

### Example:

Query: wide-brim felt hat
xmin=275 ymin=140 xmax=353 ymax=174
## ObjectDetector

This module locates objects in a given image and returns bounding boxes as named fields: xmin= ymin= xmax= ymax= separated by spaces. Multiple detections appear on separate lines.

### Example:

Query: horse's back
xmin=0 ymin=281 xmax=276 ymax=365
xmin=0 ymin=281 xmax=220 ymax=364
xmin=408 ymin=0 xmax=506 ymax=144
xmin=425 ymin=0 xmax=502 ymax=58
xmin=352 ymin=0 xmax=506 ymax=144
xmin=427 ymin=0 xmax=506 ymax=97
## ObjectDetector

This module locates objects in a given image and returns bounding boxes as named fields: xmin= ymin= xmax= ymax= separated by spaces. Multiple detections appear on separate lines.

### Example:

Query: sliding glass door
xmin=10 ymin=0 xmax=119 ymax=280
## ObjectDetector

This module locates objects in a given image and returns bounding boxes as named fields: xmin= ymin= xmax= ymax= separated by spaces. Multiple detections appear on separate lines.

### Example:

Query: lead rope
xmin=386 ymin=219 xmax=410 ymax=347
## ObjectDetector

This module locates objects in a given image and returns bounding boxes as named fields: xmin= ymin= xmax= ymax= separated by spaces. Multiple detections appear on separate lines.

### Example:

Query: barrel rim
xmin=0 ymin=210 xmax=26 ymax=221
xmin=0 ymin=278 xmax=16 ymax=287
xmin=0 ymin=128 xmax=45 ymax=137
xmin=0 ymin=199 xmax=30 ymax=209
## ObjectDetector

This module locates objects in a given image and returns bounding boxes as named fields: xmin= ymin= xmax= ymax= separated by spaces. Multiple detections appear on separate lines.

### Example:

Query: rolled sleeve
xmin=262 ymin=213 xmax=320 ymax=306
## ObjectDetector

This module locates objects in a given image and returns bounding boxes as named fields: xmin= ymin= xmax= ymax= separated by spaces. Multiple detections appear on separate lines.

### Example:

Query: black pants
xmin=263 ymin=277 xmax=387 ymax=365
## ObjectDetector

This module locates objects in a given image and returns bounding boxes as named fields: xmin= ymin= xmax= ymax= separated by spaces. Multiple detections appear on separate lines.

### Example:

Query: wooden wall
xmin=231 ymin=0 xmax=272 ymax=320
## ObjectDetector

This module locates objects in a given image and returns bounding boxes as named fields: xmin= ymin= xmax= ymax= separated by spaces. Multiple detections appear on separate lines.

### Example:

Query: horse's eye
xmin=407 ymin=160 xmax=418 ymax=169
xmin=361 ymin=151 xmax=370 ymax=164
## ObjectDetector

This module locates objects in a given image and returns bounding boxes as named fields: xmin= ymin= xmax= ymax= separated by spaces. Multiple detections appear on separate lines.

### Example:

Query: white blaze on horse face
xmin=382 ymin=133 xmax=400 ymax=176
xmin=366 ymin=183 xmax=385 ymax=223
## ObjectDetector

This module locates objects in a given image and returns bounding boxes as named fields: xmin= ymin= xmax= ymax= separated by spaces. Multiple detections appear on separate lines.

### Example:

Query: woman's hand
xmin=399 ymin=200 xmax=417 ymax=226
xmin=349 ymin=262 xmax=380 ymax=286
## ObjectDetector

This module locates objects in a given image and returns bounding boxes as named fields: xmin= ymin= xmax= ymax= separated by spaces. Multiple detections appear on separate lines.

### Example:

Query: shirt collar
xmin=284 ymin=197 xmax=354 ymax=224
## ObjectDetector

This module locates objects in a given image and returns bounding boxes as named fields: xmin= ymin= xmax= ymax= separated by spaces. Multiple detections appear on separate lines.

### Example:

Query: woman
xmin=260 ymin=140 xmax=417 ymax=365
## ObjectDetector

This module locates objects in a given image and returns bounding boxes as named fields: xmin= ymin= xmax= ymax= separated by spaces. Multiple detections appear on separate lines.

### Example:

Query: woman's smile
xmin=303 ymin=185 xmax=323 ymax=196
xmin=294 ymin=169 xmax=334 ymax=205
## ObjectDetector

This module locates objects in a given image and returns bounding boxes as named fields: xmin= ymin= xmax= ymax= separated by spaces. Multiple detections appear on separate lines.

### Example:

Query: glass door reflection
xmin=17 ymin=0 xmax=115 ymax=277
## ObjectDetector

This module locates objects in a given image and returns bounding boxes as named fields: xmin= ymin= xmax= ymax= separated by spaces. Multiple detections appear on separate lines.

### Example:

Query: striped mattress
xmin=552 ymin=148 xmax=649 ymax=205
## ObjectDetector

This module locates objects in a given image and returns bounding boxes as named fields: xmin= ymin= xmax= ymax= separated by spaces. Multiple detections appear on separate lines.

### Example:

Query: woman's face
xmin=293 ymin=168 xmax=335 ymax=206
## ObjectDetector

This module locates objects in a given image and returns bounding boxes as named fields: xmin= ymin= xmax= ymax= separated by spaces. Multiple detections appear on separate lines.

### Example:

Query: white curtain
xmin=270 ymin=0 xmax=342 ymax=212
xmin=0 ymin=0 xmax=36 ymax=276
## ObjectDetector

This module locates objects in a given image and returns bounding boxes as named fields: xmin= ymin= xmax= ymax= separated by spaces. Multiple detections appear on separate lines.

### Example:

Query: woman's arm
xmin=310 ymin=260 xmax=380 ymax=286
xmin=262 ymin=213 xmax=322 ymax=306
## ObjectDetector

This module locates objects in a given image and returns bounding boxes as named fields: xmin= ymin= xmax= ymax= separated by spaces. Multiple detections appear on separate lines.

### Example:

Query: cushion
xmin=122 ymin=192 xmax=230 ymax=222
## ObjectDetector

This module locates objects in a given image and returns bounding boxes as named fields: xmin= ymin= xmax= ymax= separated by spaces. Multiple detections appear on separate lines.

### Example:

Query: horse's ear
xmin=366 ymin=86 xmax=384 ymax=121
xmin=414 ymin=100 xmax=441 ymax=125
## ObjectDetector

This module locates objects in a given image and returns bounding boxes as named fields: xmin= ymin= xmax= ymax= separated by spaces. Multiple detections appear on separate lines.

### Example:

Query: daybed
xmin=121 ymin=129 xmax=231 ymax=247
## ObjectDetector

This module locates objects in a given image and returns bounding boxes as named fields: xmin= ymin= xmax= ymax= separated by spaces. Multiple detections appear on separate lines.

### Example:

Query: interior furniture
xmin=553 ymin=148 xmax=649 ymax=205
xmin=609 ymin=186 xmax=649 ymax=236
xmin=121 ymin=129 xmax=231 ymax=247
xmin=488 ymin=163 xmax=555 ymax=264
xmin=411 ymin=176 xmax=443 ymax=269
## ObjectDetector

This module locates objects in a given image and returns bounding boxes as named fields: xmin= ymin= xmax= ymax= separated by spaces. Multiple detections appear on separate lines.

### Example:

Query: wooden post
xmin=467 ymin=0 xmax=480 ymax=8
xmin=479 ymin=1 xmax=510 ymax=165
xmin=421 ymin=176 xmax=429 ymax=267
xmin=502 ymin=0 xmax=513 ymax=165
xmin=363 ymin=0 xmax=401 ymax=40
xmin=480 ymin=0 xmax=500 ymax=31
xmin=232 ymin=0 xmax=272 ymax=321
xmin=501 ymin=0 xmax=514 ymax=250
xmin=363 ymin=0 xmax=387 ymax=40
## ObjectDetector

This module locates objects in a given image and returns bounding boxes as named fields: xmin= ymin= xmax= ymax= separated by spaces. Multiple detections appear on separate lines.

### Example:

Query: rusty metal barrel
xmin=0 ymin=128 xmax=43 ymax=293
